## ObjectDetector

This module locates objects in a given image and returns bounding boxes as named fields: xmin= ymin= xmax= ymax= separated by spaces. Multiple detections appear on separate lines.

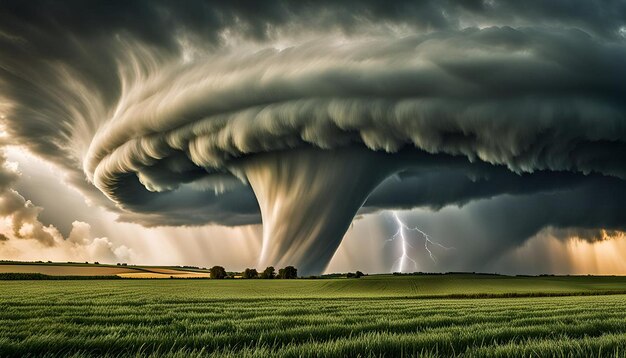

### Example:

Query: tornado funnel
xmin=238 ymin=147 xmax=397 ymax=275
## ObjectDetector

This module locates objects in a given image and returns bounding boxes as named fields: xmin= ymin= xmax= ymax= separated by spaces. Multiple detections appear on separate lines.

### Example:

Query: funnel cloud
xmin=1 ymin=1 xmax=626 ymax=274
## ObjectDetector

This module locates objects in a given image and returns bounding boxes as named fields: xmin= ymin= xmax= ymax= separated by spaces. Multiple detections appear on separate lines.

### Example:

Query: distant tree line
xmin=209 ymin=265 xmax=298 ymax=279
xmin=305 ymin=271 xmax=365 ymax=279
xmin=206 ymin=266 xmax=370 ymax=279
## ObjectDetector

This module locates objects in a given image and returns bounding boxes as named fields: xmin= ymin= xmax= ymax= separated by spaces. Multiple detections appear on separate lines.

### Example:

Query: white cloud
xmin=0 ymin=148 xmax=134 ymax=263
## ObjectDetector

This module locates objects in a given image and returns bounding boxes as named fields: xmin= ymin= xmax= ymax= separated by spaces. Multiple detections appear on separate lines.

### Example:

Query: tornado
xmin=2 ymin=1 xmax=626 ymax=275
xmin=238 ymin=147 xmax=398 ymax=274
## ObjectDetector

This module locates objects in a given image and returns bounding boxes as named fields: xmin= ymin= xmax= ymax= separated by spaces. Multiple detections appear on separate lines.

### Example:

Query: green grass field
xmin=2 ymin=275 xmax=626 ymax=357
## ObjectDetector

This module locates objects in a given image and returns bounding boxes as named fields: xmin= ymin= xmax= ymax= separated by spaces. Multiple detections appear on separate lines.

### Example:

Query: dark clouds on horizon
xmin=1 ymin=0 xmax=626 ymax=272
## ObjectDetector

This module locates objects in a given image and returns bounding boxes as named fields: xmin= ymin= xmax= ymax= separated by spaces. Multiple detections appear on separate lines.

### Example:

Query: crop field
xmin=0 ymin=264 xmax=137 ymax=276
xmin=2 ymin=276 xmax=626 ymax=357
xmin=0 ymin=262 xmax=210 ymax=278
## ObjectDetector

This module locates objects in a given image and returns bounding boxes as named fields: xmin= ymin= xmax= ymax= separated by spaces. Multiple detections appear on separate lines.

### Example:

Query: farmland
xmin=0 ymin=262 xmax=210 ymax=278
xmin=2 ymin=275 xmax=626 ymax=357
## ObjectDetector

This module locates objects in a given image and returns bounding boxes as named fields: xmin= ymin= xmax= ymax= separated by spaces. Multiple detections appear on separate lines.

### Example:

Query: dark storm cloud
xmin=388 ymin=175 xmax=626 ymax=272
xmin=1 ymin=0 xmax=625 ymax=272
xmin=82 ymin=28 xmax=626 ymax=225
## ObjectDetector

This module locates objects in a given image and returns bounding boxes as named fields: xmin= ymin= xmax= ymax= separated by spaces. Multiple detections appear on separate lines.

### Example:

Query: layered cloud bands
xmin=1 ymin=1 xmax=626 ymax=273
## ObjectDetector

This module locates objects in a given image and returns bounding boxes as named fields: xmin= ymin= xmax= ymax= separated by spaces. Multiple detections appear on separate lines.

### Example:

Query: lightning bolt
xmin=387 ymin=211 xmax=454 ymax=272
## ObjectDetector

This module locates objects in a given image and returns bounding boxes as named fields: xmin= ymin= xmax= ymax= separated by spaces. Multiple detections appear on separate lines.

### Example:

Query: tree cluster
xmin=249 ymin=266 xmax=298 ymax=279
xmin=242 ymin=268 xmax=258 ymax=279
xmin=346 ymin=271 xmax=365 ymax=278
xmin=277 ymin=266 xmax=298 ymax=279
xmin=208 ymin=265 xmax=298 ymax=279
xmin=209 ymin=265 xmax=227 ymax=279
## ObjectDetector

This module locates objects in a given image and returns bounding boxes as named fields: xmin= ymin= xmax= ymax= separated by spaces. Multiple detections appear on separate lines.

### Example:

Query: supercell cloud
xmin=1 ymin=1 xmax=626 ymax=274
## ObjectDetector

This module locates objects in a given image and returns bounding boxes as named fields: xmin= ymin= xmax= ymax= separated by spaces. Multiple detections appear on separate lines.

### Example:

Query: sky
xmin=1 ymin=0 xmax=626 ymax=275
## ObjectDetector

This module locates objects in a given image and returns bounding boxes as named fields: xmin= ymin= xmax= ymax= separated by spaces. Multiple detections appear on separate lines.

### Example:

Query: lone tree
xmin=278 ymin=266 xmax=298 ymax=279
xmin=242 ymin=268 xmax=258 ymax=279
xmin=209 ymin=265 xmax=227 ymax=279
xmin=260 ymin=266 xmax=275 ymax=279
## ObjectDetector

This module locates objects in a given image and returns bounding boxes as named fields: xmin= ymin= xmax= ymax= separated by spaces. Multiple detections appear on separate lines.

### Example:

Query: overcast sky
xmin=1 ymin=1 xmax=626 ymax=274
